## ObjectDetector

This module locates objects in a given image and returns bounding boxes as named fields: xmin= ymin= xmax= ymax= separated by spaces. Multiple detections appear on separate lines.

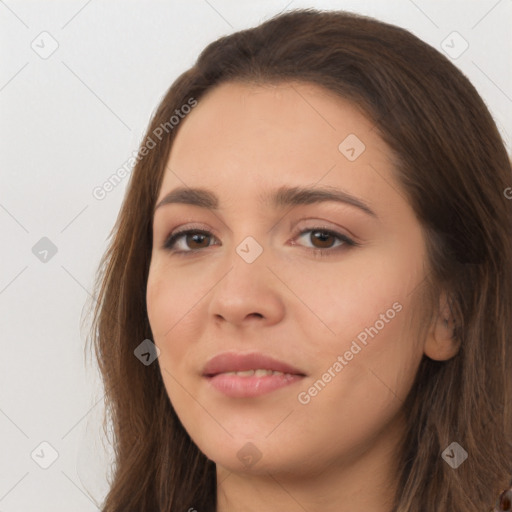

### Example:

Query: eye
xmin=162 ymin=226 xmax=359 ymax=256
xmin=291 ymin=227 xmax=358 ymax=256
xmin=163 ymin=229 xmax=218 ymax=253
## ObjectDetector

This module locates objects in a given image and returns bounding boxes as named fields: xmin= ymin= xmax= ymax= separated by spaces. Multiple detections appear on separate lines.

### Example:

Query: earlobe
xmin=423 ymin=291 xmax=461 ymax=361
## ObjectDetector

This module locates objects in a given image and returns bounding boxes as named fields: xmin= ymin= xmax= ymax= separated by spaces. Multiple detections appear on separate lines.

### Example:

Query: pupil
xmin=313 ymin=231 xmax=334 ymax=248
xmin=188 ymin=233 xmax=208 ymax=248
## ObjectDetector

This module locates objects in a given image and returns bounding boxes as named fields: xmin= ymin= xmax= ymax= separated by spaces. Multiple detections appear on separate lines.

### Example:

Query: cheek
xmin=146 ymin=269 xmax=204 ymax=432
xmin=146 ymin=269 xmax=166 ymax=337
xmin=146 ymin=262 xmax=199 ymax=338
xmin=285 ymin=255 xmax=416 ymax=347
xmin=146 ymin=267 xmax=185 ymax=360
xmin=146 ymin=264 xmax=207 ymax=374
xmin=289 ymin=256 xmax=422 ymax=396
xmin=296 ymin=301 xmax=420 ymax=440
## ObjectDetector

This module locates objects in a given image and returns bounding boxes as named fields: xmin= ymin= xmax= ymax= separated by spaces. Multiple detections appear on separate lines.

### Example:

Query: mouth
xmin=202 ymin=351 xmax=307 ymax=398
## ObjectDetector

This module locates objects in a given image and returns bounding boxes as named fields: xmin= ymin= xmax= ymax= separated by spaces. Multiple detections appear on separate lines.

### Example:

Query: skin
xmin=146 ymin=81 xmax=458 ymax=512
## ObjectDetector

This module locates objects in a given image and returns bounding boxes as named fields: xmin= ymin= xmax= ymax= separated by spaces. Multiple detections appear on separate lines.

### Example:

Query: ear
xmin=423 ymin=291 xmax=460 ymax=361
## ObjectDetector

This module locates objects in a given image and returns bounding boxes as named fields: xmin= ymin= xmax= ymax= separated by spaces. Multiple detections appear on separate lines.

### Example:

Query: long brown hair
xmin=86 ymin=8 xmax=512 ymax=511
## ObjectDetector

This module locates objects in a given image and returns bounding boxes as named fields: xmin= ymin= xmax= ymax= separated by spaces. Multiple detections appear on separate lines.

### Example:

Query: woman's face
xmin=147 ymin=81 xmax=431 ymax=479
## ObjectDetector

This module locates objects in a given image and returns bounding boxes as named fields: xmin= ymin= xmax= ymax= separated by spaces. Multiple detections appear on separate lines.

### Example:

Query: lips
xmin=202 ymin=352 xmax=307 ymax=377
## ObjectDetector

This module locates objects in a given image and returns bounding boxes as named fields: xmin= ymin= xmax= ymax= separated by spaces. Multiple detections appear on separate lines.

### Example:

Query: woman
xmin=87 ymin=8 xmax=512 ymax=511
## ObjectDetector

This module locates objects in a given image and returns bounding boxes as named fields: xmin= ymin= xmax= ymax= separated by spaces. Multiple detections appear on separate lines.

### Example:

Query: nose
xmin=207 ymin=247 xmax=286 ymax=329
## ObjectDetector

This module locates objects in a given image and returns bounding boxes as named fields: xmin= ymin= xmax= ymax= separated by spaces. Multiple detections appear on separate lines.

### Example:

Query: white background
xmin=1 ymin=1 xmax=511 ymax=510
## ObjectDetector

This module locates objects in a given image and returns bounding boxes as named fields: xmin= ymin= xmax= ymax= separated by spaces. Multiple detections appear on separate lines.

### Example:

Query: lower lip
xmin=205 ymin=373 xmax=304 ymax=397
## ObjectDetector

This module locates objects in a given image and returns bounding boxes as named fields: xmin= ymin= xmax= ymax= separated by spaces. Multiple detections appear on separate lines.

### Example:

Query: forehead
xmin=169 ymin=80 xmax=380 ymax=155
xmin=159 ymin=81 xmax=397 ymax=210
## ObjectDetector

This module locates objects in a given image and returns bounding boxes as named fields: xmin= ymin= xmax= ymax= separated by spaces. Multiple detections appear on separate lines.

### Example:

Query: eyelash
xmin=162 ymin=226 xmax=360 ymax=258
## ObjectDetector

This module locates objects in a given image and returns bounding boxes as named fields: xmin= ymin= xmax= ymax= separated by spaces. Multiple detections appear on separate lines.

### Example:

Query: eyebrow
xmin=153 ymin=185 xmax=377 ymax=218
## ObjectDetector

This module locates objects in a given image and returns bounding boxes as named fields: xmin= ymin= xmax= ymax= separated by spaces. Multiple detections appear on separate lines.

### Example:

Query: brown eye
xmin=293 ymin=227 xmax=357 ymax=254
xmin=164 ymin=230 xmax=216 ymax=252
xmin=184 ymin=232 xmax=211 ymax=249
xmin=310 ymin=230 xmax=337 ymax=249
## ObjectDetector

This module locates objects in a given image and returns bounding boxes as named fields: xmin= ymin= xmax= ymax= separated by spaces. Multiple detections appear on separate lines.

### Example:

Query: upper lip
xmin=202 ymin=352 xmax=307 ymax=376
